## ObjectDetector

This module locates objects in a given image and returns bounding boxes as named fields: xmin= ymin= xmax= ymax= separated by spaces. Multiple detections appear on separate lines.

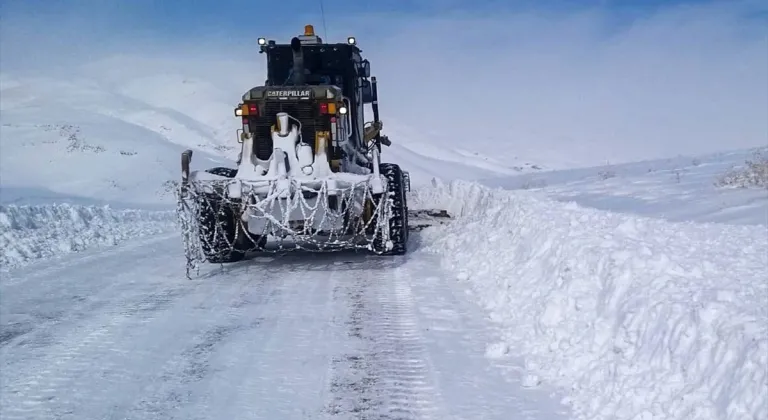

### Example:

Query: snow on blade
xmin=0 ymin=203 xmax=175 ymax=270
xmin=412 ymin=179 xmax=768 ymax=420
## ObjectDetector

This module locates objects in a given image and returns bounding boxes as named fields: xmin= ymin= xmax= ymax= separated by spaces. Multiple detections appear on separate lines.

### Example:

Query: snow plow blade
xmin=176 ymin=144 xmax=413 ymax=274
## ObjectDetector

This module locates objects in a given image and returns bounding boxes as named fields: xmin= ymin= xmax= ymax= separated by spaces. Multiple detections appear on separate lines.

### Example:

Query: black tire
xmin=371 ymin=163 xmax=409 ymax=255
xmin=196 ymin=195 xmax=265 ymax=263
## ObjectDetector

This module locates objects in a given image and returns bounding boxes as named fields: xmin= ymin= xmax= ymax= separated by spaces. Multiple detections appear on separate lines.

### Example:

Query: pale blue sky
xmin=1 ymin=0 xmax=765 ymax=71
xmin=2 ymin=0 xmax=764 ymax=44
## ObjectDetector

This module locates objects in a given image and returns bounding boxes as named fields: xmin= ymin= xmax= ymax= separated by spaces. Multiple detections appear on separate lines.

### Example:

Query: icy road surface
xmin=0 ymin=233 xmax=570 ymax=420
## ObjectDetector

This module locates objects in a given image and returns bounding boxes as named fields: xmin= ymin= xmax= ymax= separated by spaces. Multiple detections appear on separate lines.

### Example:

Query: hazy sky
xmin=1 ymin=0 xmax=766 ymax=165
xmin=3 ymin=0 xmax=763 ymax=60
xmin=1 ymin=0 xmax=744 ymax=36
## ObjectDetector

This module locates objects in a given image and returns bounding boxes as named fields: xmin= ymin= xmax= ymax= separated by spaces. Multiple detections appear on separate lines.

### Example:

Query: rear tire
xmin=371 ymin=163 xmax=408 ymax=255
xmin=196 ymin=195 xmax=265 ymax=263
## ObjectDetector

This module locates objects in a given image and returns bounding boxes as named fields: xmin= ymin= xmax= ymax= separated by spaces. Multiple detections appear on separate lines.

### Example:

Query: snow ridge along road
xmin=0 ymin=228 xmax=570 ymax=420
xmin=0 ymin=202 xmax=176 ymax=272
xmin=412 ymin=179 xmax=768 ymax=420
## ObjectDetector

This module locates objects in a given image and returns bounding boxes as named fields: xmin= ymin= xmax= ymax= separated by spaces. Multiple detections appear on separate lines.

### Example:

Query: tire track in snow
xmin=0 ymin=234 xmax=177 ymax=357
xmin=324 ymin=272 xmax=379 ymax=418
xmin=373 ymin=270 xmax=451 ymax=420
xmin=324 ymin=257 xmax=450 ymax=419
xmin=0 ymin=238 xmax=200 ymax=420
xmin=121 ymin=262 xmax=277 ymax=420
xmin=162 ymin=254 xmax=344 ymax=420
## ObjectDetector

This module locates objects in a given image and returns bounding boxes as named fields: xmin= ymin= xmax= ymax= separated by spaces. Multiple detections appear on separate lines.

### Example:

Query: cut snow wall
xmin=0 ymin=204 xmax=176 ymax=270
xmin=411 ymin=178 xmax=768 ymax=420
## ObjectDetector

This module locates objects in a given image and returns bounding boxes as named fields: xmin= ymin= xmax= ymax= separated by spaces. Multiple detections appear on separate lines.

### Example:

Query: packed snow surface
xmin=0 ymin=203 xmax=175 ymax=270
xmin=0 ymin=233 xmax=572 ymax=420
xmin=412 ymin=179 xmax=768 ymax=420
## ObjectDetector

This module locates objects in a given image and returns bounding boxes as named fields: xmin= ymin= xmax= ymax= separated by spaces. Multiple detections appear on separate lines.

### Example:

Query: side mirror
xmin=361 ymin=80 xmax=373 ymax=103
xmin=359 ymin=60 xmax=371 ymax=78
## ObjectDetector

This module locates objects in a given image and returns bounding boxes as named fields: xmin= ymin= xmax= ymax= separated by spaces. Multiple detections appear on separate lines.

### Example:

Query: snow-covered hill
xmin=1 ymin=69 xmax=531 ymax=209
xmin=0 ymin=75 xmax=234 ymax=207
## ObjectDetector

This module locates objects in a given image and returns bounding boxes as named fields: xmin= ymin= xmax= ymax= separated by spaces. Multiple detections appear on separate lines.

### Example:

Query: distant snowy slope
xmin=0 ymin=109 xmax=227 ymax=207
xmin=481 ymin=147 xmax=768 ymax=225
xmin=381 ymin=143 xmax=507 ymax=184
xmin=83 ymin=61 xmax=532 ymax=183
xmin=411 ymin=180 xmax=768 ymax=420
xmin=0 ymin=74 xmax=237 ymax=155
xmin=0 ymin=75 xmax=233 ymax=207
xmin=0 ymin=203 xmax=175 ymax=271
xmin=381 ymin=123 xmax=548 ymax=178
xmin=116 ymin=74 xmax=241 ymax=147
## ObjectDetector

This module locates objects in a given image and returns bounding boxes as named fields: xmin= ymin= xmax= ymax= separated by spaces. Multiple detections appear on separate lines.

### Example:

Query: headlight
xmin=347 ymin=37 xmax=356 ymax=45
xmin=339 ymin=106 xmax=348 ymax=115
xmin=258 ymin=38 xmax=267 ymax=45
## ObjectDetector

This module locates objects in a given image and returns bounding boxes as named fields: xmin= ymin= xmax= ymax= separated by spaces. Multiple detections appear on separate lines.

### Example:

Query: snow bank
xmin=412 ymin=179 xmax=768 ymax=420
xmin=0 ymin=203 xmax=176 ymax=270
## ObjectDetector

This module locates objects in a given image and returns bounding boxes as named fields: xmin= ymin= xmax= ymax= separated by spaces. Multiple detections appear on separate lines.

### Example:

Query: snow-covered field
xmin=481 ymin=147 xmax=768 ymax=226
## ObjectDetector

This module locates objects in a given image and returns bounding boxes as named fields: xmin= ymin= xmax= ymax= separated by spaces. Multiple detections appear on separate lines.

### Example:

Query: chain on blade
xmin=174 ymin=178 xmax=392 ymax=275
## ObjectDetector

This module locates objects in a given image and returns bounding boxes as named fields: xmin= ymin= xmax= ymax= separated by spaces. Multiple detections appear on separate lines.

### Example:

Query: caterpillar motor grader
xmin=178 ymin=25 xmax=415 ymax=265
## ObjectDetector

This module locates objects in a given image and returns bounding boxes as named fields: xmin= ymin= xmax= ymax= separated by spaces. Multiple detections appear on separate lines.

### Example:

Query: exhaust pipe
xmin=290 ymin=37 xmax=305 ymax=85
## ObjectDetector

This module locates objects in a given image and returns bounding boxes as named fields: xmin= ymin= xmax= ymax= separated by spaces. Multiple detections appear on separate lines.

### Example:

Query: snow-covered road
xmin=0 ymin=232 xmax=569 ymax=420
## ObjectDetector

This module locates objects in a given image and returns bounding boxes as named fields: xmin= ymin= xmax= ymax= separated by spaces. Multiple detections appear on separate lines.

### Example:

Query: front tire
xmin=196 ymin=195 xmax=265 ymax=263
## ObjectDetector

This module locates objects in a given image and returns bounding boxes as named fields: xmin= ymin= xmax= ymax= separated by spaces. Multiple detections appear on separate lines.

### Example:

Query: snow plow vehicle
xmin=177 ymin=25 xmax=436 ymax=269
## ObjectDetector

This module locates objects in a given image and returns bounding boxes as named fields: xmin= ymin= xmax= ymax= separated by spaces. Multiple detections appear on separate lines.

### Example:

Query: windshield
xmin=267 ymin=45 xmax=345 ymax=87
